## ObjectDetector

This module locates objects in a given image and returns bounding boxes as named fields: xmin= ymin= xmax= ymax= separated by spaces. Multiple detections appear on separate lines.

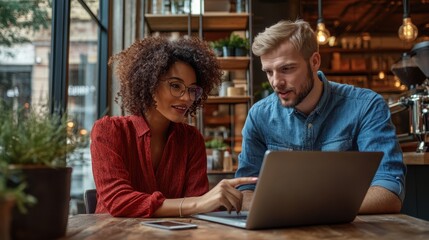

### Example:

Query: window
xmin=1 ymin=0 xmax=109 ymax=215
xmin=67 ymin=0 xmax=109 ymax=214
xmin=0 ymin=0 xmax=51 ymax=107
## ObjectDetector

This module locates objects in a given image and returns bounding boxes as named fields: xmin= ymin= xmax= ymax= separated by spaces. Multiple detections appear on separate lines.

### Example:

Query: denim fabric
xmin=235 ymin=71 xmax=406 ymax=201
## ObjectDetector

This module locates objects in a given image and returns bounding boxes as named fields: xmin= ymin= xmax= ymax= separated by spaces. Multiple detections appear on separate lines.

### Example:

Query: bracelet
xmin=179 ymin=197 xmax=186 ymax=217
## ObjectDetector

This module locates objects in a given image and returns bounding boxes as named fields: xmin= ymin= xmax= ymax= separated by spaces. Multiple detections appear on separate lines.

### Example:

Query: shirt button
xmin=308 ymin=123 xmax=313 ymax=129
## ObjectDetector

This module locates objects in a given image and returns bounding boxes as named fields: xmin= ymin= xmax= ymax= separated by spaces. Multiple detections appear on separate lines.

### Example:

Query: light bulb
xmin=316 ymin=22 xmax=330 ymax=45
xmin=378 ymin=71 xmax=385 ymax=80
xmin=398 ymin=17 xmax=418 ymax=42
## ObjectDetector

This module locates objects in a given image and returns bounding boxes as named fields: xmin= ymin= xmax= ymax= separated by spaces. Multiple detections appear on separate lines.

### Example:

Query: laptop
xmin=193 ymin=150 xmax=383 ymax=230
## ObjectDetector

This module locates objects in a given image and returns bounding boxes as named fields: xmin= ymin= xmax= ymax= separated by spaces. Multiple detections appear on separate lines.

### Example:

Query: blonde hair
xmin=252 ymin=19 xmax=318 ymax=60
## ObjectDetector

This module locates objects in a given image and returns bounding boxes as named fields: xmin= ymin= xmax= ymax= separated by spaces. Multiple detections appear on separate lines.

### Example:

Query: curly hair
xmin=109 ymin=35 xmax=222 ymax=116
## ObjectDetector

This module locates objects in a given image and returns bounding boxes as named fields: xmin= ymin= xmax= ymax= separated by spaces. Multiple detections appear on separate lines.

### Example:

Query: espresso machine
xmin=389 ymin=41 xmax=429 ymax=152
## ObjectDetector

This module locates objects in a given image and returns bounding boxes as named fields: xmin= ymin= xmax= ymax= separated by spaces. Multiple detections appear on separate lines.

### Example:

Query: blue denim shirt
xmin=235 ymin=71 xmax=406 ymax=201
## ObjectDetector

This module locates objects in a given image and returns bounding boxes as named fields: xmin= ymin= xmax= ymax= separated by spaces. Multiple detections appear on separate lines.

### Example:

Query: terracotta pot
xmin=0 ymin=197 xmax=15 ymax=240
xmin=9 ymin=166 xmax=72 ymax=240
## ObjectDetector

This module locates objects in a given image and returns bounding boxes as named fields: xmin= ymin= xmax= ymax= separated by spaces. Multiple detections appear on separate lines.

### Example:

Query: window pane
xmin=68 ymin=0 xmax=99 ymax=212
xmin=0 ymin=0 xmax=51 ymax=107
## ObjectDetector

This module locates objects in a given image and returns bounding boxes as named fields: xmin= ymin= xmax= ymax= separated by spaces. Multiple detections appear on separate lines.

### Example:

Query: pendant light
xmin=316 ymin=0 xmax=330 ymax=45
xmin=398 ymin=0 xmax=418 ymax=42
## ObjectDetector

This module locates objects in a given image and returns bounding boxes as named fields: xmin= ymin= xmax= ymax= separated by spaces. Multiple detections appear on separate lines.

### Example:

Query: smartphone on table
xmin=140 ymin=220 xmax=198 ymax=230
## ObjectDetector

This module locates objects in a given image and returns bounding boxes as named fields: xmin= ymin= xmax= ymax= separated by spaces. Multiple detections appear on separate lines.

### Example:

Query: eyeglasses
xmin=166 ymin=81 xmax=203 ymax=101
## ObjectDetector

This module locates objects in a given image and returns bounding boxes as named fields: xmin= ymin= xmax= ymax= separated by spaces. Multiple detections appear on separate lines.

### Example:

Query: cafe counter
xmin=401 ymin=152 xmax=429 ymax=221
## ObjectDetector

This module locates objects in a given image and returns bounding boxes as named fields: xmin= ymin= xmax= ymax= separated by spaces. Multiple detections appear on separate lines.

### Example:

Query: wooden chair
xmin=84 ymin=189 xmax=97 ymax=214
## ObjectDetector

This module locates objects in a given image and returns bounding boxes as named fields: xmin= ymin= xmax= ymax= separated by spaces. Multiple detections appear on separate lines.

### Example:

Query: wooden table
xmin=62 ymin=214 xmax=429 ymax=239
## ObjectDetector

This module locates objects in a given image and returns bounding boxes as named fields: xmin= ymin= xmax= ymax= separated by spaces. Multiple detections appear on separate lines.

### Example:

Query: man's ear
xmin=310 ymin=52 xmax=321 ymax=71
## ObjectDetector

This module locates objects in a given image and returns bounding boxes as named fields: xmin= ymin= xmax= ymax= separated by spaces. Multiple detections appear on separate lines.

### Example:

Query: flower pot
xmin=222 ymin=46 xmax=234 ymax=57
xmin=9 ymin=166 xmax=72 ymax=240
xmin=212 ymin=149 xmax=224 ymax=170
xmin=213 ymin=47 xmax=223 ymax=57
xmin=0 ymin=197 xmax=15 ymax=240
xmin=262 ymin=89 xmax=272 ymax=98
xmin=234 ymin=47 xmax=247 ymax=56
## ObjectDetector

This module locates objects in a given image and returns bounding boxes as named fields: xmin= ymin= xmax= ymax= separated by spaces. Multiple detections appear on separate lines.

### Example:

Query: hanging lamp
xmin=316 ymin=0 xmax=330 ymax=45
xmin=398 ymin=0 xmax=418 ymax=42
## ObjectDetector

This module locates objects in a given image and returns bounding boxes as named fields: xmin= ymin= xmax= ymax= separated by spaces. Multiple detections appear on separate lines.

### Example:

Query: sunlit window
xmin=67 ymin=0 xmax=100 ymax=214
xmin=0 ymin=0 xmax=51 ymax=107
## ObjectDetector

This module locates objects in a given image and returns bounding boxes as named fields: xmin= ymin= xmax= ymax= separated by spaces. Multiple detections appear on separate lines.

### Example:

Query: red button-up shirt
xmin=90 ymin=115 xmax=209 ymax=217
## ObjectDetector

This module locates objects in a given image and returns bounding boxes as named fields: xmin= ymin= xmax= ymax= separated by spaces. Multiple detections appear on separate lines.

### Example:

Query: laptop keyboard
xmin=226 ymin=213 xmax=247 ymax=220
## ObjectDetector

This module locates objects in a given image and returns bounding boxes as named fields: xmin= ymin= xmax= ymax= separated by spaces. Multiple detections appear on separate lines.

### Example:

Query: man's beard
xmin=282 ymin=63 xmax=314 ymax=108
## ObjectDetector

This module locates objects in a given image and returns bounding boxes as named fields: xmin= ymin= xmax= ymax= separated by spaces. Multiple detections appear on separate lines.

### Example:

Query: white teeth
xmin=173 ymin=105 xmax=187 ymax=110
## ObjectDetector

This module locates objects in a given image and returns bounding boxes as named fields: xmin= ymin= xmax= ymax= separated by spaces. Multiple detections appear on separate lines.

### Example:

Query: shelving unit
xmin=143 ymin=0 xmax=253 ymax=155
xmin=319 ymin=46 xmax=409 ymax=94
xmin=145 ymin=13 xmax=249 ymax=31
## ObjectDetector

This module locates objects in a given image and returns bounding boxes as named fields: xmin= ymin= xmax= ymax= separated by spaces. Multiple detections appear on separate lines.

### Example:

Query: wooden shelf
xmin=205 ymin=115 xmax=231 ymax=125
xmin=206 ymin=96 xmax=251 ymax=104
xmin=145 ymin=13 xmax=249 ymax=32
xmin=319 ymin=47 xmax=409 ymax=54
xmin=217 ymin=57 xmax=250 ymax=70
xmin=370 ymin=86 xmax=406 ymax=93
xmin=323 ymin=70 xmax=395 ymax=76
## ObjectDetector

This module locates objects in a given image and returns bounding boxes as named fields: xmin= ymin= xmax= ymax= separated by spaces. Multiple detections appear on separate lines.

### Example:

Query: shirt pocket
xmin=320 ymin=138 xmax=353 ymax=151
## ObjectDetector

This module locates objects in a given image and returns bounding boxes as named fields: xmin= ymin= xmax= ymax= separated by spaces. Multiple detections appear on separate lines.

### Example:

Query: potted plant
xmin=261 ymin=82 xmax=274 ymax=98
xmin=229 ymin=34 xmax=249 ymax=56
xmin=219 ymin=37 xmax=234 ymax=57
xmin=205 ymin=138 xmax=228 ymax=170
xmin=209 ymin=40 xmax=224 ymax=57
xmin=0 ymin=162 xmax=36 ymax=240
xmin=0 ymin=101 xmax=78 ymax=240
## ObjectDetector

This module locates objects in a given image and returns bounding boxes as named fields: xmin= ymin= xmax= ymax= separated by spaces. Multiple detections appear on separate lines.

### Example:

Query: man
xmin=235 ymin=20 xmax=406 ymax=214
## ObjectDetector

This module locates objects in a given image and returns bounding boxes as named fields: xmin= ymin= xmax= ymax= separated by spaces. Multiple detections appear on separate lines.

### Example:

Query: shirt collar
xmin=286 ymin=71 xmax=331 ymax=117
xmin=313 ymin=71 xmax=331 ymax=115
xmin=130 ymin=115 xmax=150 ymax=137
xmin=130 ymin=115 xmax=177 ymax=138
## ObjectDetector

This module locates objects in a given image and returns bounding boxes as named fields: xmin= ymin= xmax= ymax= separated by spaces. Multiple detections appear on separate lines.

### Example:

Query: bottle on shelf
xmin=223 ymin=150 xmax=233 ymax=171
xmin=152 ymin=0 xmax=163 ymax=14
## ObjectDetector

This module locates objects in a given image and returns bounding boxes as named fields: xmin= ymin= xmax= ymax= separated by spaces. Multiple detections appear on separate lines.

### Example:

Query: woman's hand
xmin=195 ymin=177 xmax=258 ymax=214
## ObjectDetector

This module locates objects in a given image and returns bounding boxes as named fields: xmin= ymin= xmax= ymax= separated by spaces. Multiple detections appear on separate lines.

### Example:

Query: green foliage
xmin=261 ymin=82 xmax=272 ymax=90
xmin=0 ymin=101 xmax=77 ymax=167
xmin=229 ymin=34 xmax=249 ymax=49
xmin=205 ymin=139 xmax=228 ymax=150
xmin=210 ymin=38 xmax=230 ymax=48
xmin=209 ymin=40 xmax=223 ymax=49
xmin=210 ymin=34 xmax=249 ymax=50
xmin=0 ymin=161 xmax=37 ymax=213
xmin=0 ymin=100 xmax=79 ymax=214
xmin=0 ymin=0 xmax=51 ymax=47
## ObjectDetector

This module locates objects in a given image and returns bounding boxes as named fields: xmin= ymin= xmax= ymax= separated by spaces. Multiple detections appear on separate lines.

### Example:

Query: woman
xmin=90 ymin=35 xmax=257 ymax=217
